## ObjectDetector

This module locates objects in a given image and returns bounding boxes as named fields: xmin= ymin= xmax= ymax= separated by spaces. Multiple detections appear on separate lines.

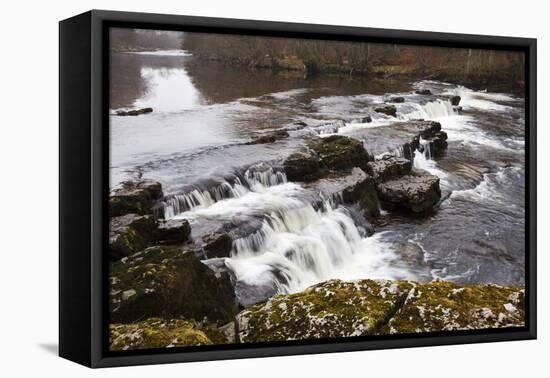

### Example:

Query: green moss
xmin=383 ymin=281 xmax=525 ymax=334
xmin=236 ymin=279 xmax=413 ymax=343
xmin=109 ymin=318 xmax=212 ymax=351
xmin=110 ymin=246 xmax=238 ymax=324
xmin=236 ymin=279 xmax=525 ymax=343
xmin=307 ymin=135 xmax=371 ymax=172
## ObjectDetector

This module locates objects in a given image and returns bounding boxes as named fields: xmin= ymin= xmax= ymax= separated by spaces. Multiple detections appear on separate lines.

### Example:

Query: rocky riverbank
xmin=110 ymin=279 xmax=524 ymax=349
xmin=108 ymin=92 xmax=525 ymax=350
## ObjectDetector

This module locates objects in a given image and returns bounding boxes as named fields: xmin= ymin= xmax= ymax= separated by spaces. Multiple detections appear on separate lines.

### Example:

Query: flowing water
xmin=110 ymin=51 xmax=525 ymax=302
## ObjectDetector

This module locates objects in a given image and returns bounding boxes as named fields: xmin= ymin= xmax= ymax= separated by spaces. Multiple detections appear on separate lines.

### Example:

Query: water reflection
xmin=134 ymin=66 xmax=203 ymax=112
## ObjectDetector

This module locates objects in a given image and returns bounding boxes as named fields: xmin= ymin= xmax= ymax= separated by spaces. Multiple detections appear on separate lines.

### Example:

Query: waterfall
xmin=227 ymin=201 xmax=413 ymax=295
xmin=401 ymin=99 xmax=455 ymax=120
xmin=413 ymin=148 xmax=448 ymax=186
xmin=163 ymin=165 xmax=288 ymax=218
xmin=419 ymin=138 xmax=433 ymax=159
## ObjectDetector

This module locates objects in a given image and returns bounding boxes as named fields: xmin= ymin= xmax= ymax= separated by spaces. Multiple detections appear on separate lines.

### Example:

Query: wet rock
xmin=420 ymin=131 xmax=448 ymax=157
xmin=450 ymin=95 xmax=461 ymax=106
xmin=236 ymin=279 xmax=525 ymax=343
xmin=110 ymin=179 xmax=163 ymax=216
xmin=115 ymin=107 xmax=153 ymax=116
xmin=235 ymin=280 xmax=279 ymax=308
xmin=283 ymin=152 xmax=322 ymax=182
xmin=415 ymin=120 xmax=442 ymax=139
xmin=367 ymin=157 xmax=412 ymax=183
xmin=293 ymin=121 xmax=308 ymax=128
xmin=246 ymin=130 xmax=289 ymax=144
xmin=202 ymin=232 xmax=233 ymax=258
xmin=389 ymin=96 xmax=405 ymax=103
xmin=308 ymin=135 xmax=371 ymax=172
xmin=305 ymin=168 xmax=380 ymax=219
xmin=415 ymin=89 xmax=432 ymax=95
xmin=374 ymin=104 xmax=397 ymax=117
xmin=361 ymin=115 xmax=372 ymax=123
xmin=110 ymin=214 xmax=156 ymax=261
xmin=376 ymin=169 xmax=441 ymax=213
xmin=153 ymin=219 xmax=191 ymax=244
xmin=110 ymin=318 xmax=212 ymax=350
xmin=110 ymin=246 xmax=238 ymax=324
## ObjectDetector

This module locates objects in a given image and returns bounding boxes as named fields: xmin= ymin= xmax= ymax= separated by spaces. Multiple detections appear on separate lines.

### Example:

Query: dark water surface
xmin=110 ymin=51 xmax=525 ymax=294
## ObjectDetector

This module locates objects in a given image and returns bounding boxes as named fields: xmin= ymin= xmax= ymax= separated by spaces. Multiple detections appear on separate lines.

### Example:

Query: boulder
xmin=115 ymin=107 xmax=153 ymax=116
xmin=235 ymin=279 xmax=525 ymax=343
xmin=235 ymin=281 xmax=279 ymax=308
xmin=374 ymin=104 xmax=397 ymax=117
xmin=110 ymin=318 xmax=212 ymax=351
xmin=389 ymin=96 xmax=405 ymax=103
xmin=361 ymin=115 xmax=372 ymax=123
xmin=110 ymin=179 xmax=163 ymax=216
xmin=383 ymin=281 xmax=525 ymax=334
xmin=110 ymin=246 xmax=238 ymax=324
xmin=420 ymin=131 xmax=448 ymax=158
xmin=376 ymin=169 xmax=441 ymax=213
xmin=283 ymin=152 xmax=322 ymax=182
xmin=246 ymin=130 xmax=289 ymax=144
xmin=154 ymin=219 xmax=191 ymax=244
xmin=305 ymin=167 xmax=380 ymax=219
xmin=308 ymin=135 xmax=371 ymax=172
xmin=236 ymin=279 xmax=411 ymax=342
xmin=366 ymin=157 xmax=412 ymax=183
xmin=415 ymin=89 xmax=432 ymax=95
xmin=110 ymin=214 xmax=156 ymax=261
xmin=450 ymin=95 xmax=461 ymax=106
xmin=202 ymin=232 xmax=233 ymax=258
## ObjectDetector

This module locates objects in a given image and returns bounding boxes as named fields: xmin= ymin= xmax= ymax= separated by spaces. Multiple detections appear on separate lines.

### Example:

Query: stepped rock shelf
xmin=107 ymin=114 xmax=525 ymax=349
xmin=110 ymin=279 xmax=525 ymax=350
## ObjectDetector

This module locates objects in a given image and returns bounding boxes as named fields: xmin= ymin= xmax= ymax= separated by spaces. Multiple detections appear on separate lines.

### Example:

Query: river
xmin=109 ymin=50 xmax=525 ymax=304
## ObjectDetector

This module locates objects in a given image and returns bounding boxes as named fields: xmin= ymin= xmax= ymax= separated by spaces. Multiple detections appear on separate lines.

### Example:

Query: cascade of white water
xmin=227 ymin=201 xmax=412 ymax=294
xmin=400 ymin=99 xmax=455 ymax=121
xmin=163 ymin=167 xmax=288 ymax=218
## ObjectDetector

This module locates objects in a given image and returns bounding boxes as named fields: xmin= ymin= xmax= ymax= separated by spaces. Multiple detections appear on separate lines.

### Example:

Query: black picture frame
xmin=59 ymin=9 xmax=537 ymax=368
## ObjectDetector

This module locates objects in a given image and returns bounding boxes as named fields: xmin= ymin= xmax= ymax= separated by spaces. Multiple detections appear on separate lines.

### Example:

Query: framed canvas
xmin=59 ymin=10 xmax=537 ymax=368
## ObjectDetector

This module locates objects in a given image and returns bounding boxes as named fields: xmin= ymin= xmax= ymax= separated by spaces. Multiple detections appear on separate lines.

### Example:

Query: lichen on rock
xmin=384 ymin=281 xmax=525 ymax=333
xmin=109 ymin=318 xmax=212 ymax=351
xmin=236 ymin=279 xmax=413 ymax=343
xmin=235 ymin=279 xmax=525 ymax=343
xmin=110 ymin=245 xmax=238 ymax=324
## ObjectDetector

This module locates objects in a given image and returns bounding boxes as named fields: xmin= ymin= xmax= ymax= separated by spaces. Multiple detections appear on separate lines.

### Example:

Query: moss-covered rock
xmin=283 ymin=152 xmax=322 ymax=182
xmin=153 ymin=219 xmax=191 ymax=244
xmin=110 ymin=179 xmax=163 ymax=216
xmin=110 ymin=214 xmax=156 ymax=261
xmin=235 ymin=279 xmax=524 ymax=343
xmin=283 ymin=135 xmax=371 ymax=182
xmin=384 ymin=281 xmax=525 ymax=333
xmin=109 ymin=318 xmax=212 ymax=351
xmin=308 ymin=135 xmax=371 ymax=172
xmin=236 ymin=279 xmax=413 ymax=342
xmin=110 ymin=246 xmax=238 ymax=324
